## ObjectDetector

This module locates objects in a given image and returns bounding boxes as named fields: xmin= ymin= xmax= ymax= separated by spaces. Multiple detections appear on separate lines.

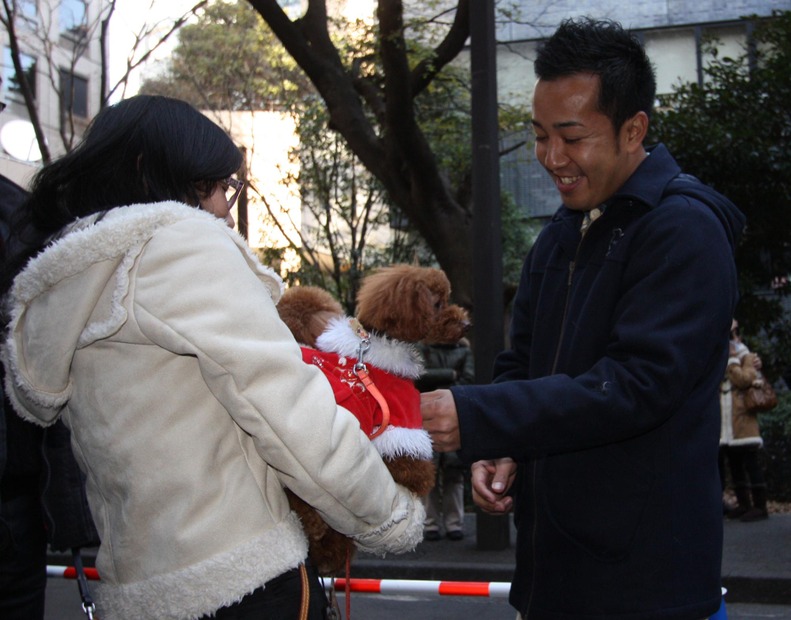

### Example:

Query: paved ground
xmin=351 ymin=510 xmax=791 ymax=605
xmin=45 ymin=511 xmax=791 ymax=617
xmin=42 ymin=578 xmax=791 ymax=619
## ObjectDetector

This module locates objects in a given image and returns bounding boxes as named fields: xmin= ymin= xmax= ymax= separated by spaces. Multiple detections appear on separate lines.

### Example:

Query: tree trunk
xmin=247 ymin=0 xmax=475 ymax=306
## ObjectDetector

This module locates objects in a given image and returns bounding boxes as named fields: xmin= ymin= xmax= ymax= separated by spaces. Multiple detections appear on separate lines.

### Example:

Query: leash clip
xmin=349 ymin=318 xmax=371 ymax=372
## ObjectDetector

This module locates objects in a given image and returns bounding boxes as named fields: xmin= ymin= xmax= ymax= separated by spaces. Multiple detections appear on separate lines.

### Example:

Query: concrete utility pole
xmin=470 ymin=0 xmax=509 ymax=551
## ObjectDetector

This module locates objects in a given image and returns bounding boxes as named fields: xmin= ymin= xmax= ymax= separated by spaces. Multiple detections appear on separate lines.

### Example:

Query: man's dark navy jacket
xmin=452 ymin=144 xmax=745 ymax=620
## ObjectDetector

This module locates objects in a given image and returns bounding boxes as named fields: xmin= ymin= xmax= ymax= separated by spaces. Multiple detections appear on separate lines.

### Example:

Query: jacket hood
xmin=550 ymin=143 xmax=746 ymax=254
xmin=618 ymin=143 xmax=746 ymax=252
xmin=2 ymin=201 xmax=283 ymax=427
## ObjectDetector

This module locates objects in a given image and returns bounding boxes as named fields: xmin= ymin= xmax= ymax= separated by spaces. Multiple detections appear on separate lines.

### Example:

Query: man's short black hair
xmin=534 ymin=17 xmax=657 ymax=133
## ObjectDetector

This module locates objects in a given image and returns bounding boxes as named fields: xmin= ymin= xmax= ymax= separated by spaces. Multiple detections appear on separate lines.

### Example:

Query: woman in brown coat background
xmin=720 ymin=320 xmax=770 ymax=521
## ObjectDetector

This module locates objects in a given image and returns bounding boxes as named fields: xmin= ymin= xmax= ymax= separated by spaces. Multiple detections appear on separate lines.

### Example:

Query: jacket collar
xmin=9 ymin=202 xmax=283 ymax=307
xmin=610 ymin=143 xmax=682 ymax=209
xmin=551 ymin=142 xmax=682 ymax=228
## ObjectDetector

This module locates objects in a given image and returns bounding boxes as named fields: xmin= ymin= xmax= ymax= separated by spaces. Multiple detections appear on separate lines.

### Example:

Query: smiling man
xmin=421 ymin=17 xmax=745 ymax=620
xmin=532 ymin=71 xmax=648 ymax=214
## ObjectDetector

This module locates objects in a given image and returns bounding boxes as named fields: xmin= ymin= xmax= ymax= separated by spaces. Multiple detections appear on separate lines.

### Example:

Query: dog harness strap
xmin=348 ymin=317 xmax=391 ymax=439
xmin=355 ymin=367 xmax=391 ymax=439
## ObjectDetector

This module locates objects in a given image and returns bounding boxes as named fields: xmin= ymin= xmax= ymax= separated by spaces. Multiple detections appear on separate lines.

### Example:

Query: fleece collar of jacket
xmin=316 ymin=316 xmax=424 ymax=379
xmin=9 ymin=202 xmax=283 ymax=308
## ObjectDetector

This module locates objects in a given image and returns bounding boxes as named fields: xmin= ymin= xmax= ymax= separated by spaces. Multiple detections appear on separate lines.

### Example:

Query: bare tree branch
xmin=410 ymin=0 xmax=470 ymax=96
xmin=105 ymin=0 xmax=209 ymax=102
xmin=100 ymin=0 xmax=117 ymax=106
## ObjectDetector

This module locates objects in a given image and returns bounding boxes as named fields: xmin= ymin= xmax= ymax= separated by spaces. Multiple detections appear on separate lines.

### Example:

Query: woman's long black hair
xmin=1 ymin=95 xmax=243 ymax=299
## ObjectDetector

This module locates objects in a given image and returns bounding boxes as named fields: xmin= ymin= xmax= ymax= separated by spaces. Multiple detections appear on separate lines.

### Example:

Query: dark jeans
xmin=201 ymin=561 xmax=330 ymax=620
xmin=0 ymin=494 xmax=47 ymax=620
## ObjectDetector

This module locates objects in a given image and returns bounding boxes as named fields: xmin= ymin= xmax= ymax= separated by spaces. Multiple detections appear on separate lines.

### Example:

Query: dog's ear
xmin=356 ymin=265 xmax=413 ymax=336
xmin=277 ymin=286 xmax=344 ymax=347
xmin=408 ymin=280 xmax=440 ymax=339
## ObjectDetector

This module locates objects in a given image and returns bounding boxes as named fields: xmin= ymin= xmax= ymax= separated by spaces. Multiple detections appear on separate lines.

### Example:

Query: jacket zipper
xmin=550 ymin=232 xmax=586 ymax=374
xmin=523 ymin=460 xmax=539 ymax=618
xmin=527 ymin=220 xmax=588 ymax=618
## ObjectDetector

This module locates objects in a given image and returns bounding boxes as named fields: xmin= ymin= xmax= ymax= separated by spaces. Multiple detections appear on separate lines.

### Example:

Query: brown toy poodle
xmin=276 ymin=265 xmax=470 ymax=575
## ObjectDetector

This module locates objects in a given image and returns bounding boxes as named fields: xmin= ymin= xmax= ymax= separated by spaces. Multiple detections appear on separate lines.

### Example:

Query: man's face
xmin=531 ymin=73 xmax=644 ymax=212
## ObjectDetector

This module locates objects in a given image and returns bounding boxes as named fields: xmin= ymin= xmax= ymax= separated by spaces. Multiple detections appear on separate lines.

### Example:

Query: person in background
xmin=415 ymin=337 xmax=475 ymax=541
xmin=0 ymin=95 xmax=423 ymax=620
xmin=421 ymin=17 xmax=744 ymax=620
xmin=0 ymin=171 xmax=47 ymax=620
xmin=0 ymin=75 xmax=99 ymax=615
xmin=720 ymin=320 xmax=770 ymax=521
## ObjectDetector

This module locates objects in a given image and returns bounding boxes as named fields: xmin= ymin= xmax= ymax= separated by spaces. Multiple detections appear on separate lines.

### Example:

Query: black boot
xmin=741 ymin=486 xmax=769 ymax=522
xmin=726 ymin=486 xmax=751 ymax=519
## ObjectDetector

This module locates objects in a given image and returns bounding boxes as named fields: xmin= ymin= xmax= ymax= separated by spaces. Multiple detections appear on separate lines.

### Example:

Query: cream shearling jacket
xmin=2 ymin=202 xmax=424 ymax=620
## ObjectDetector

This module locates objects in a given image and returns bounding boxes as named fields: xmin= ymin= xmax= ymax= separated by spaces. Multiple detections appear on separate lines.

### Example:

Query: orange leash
xmin=298 ymin=563 xmax=309 ymax=620
xmin=345 ymin=547 xmax=352 ymax=619
xmin=349 ymin=318 xmax=391 ymax=440
xmin=354 ymin=366 xmax=390 ymax=439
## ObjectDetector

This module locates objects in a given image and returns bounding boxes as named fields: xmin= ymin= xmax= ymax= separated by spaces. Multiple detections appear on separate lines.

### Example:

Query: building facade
xmin=204 ymin=108 xmax=305 ymax=274
xmin=0 ymin=0 xmax=105 ymax=188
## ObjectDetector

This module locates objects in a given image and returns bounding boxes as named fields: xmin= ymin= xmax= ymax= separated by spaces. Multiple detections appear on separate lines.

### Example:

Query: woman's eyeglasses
xmin=224 ymin=176 xmax=244 ymax=208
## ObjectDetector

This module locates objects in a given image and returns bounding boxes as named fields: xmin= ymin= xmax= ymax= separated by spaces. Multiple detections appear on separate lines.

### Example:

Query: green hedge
xmin=759 ymin=391 xmax=791 ymax=501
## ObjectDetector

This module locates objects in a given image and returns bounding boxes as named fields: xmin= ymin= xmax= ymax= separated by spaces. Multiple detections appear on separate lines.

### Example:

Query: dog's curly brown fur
xmin=276 ymin=267 xmax=469 ymax=575
xmin=285 ymin=494 xmax=353 ymax=575
xmin=277 ymin=286 xmax=344 ymax=348
xmin=425 ymin=304 xmax=472 ymax=345
xmin=356 ymin=264 xmax=470 ymax=342
xmin=285 ymin=457 xmax=437 ymax=575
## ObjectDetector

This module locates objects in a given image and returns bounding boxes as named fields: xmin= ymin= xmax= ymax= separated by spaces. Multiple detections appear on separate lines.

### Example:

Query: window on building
xmin=500 ymin=129 xmax=558 ymax=220
xmin=2 ymin=47 xmax=37 ymax=101
xmin=644 ymin=28 xmax=697 ymax=96
xmin=60 ymin=0 xmax=88 ymax=39
xmin=59 ymin=69 xmax=88 ymax=120
xmin=701 ymin=25 xmax=748 ymax=74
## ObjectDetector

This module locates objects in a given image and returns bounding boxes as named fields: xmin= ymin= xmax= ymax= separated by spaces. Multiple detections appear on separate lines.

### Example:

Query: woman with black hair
xmin=0 ymin=95 xmax=423 ymax=620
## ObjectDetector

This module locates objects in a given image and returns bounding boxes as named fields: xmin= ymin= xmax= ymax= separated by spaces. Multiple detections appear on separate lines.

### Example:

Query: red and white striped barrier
xmin=327 ymin=577 xmax=510 ymax=598
xmin=47 ymin=565 xmax=509 ymax=598
xmin=47 ymin=565 xmax=100 ymax=581
xmin=46 ymin=565 xmax=727 ymax=620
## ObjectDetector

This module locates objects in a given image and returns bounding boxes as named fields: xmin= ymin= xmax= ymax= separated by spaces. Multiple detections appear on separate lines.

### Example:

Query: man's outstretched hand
xmin=420 ymin=389 xmax=461 ymax=452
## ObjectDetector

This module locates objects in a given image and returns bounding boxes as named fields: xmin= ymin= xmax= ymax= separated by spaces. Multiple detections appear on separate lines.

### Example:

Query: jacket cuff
xmin=352 ymin=486 xmax=425 ymax=556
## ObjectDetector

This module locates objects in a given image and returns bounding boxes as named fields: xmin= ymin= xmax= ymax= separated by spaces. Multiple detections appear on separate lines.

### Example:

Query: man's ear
xmin=623 ymin=111 xmax=649 ymax=152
